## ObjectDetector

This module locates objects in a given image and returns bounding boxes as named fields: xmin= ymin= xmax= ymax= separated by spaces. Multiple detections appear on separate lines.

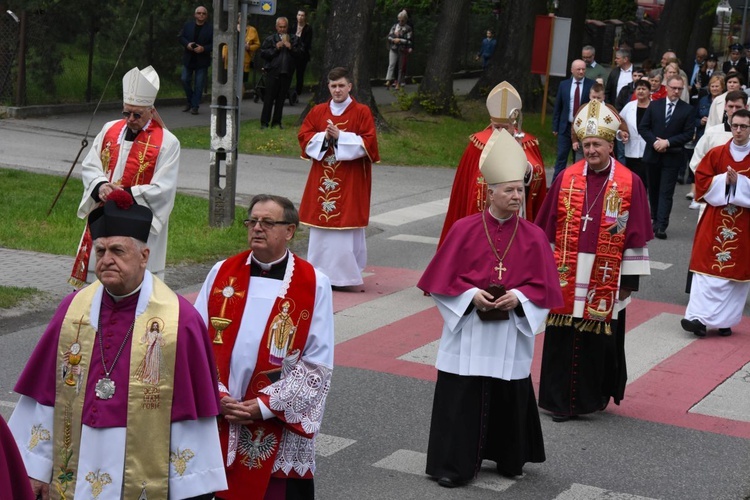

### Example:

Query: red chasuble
xmin=70 ymin=120 xmax=165 ymax=287
xmin=437 ymin=126 xmax=547 ymax=248
xmin=690 ymin=143 xmax=750 ymax=280
xmin=207 ymin=251 xmax=317 ymax=500
xmin=298 ymin=98 xmax=380 ymax=229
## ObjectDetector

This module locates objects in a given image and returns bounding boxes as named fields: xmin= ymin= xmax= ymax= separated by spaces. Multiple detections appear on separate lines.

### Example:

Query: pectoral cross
xmin=495 ymin=261 xmax=507 ymax=281
xmin=581 ymin=213 xmax=593 ymax=232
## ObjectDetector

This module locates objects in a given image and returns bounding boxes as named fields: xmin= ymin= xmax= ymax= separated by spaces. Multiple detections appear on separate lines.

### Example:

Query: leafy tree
xmin=587 ymin=0 xmax=635 ymax=21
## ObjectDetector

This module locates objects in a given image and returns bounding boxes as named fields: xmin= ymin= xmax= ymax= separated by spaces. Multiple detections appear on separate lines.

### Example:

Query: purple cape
xmin=418 ymin=212 xmax=563 ymax=309
xmin=15 ymin=290 xmax=220 ymax=427
xmin=0 ymin=416 xmax=34 ymax=499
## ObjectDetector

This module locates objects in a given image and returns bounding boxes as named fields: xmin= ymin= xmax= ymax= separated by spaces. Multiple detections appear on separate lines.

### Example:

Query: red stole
xmin=208 ymin=250 xmax=317 ymax=500
xmin=549 ymin=161 xmax=633 ymax=334
xmin=69 ymin=120 xmax=164 ymax=288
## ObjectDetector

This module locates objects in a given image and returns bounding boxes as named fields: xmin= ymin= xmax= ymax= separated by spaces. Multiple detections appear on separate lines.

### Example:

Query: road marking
xmin=649 ymin=260 xmax=672 ymax=270
xmin=554 ymin=483 xmax=658 ymax=500
xmin=372 ymin=450 xmax=514 ymax=492
xmin=370 ymin=199 xmax=448 ymax=226
xmin=315 ymin=433 xmax=356 ymax=457
xmin=334 ymin=287 xmax=434 ymax=345
xmin=0 ymin=400 xmax=16 ymax=409
xmin=398 ymin=339 xmax=440 ymax=365
xmin=388 ymin=234 xmax=439 ymax=245
xmin=690 ymin=361 xmax=750 ymax=422
xmin=625 ymin=313 xmax=695 ymax=384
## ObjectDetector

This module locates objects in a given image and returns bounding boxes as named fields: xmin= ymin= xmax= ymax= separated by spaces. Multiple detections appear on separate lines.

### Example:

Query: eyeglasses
xmin=196 ymin=11 xmax=207 ymax=15
xmin=122 ymin=111 xmax=143 ymax=119
xmin=243 ymin=218 xmax=291 ymax=230
xmin=667 ymin=85 xmax=684 ymax=92
xmin=730 ymin=123 xmax=750 ymax=130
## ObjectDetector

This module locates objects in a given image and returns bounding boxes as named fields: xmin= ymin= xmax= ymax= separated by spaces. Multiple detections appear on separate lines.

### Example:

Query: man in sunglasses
xmin=682 ymin=108 xmax=750 ymax=338
xmin=194 ymin=194 xmax=334 ymax=500
xmin=71 ymin=66 xmax=180 ymax=288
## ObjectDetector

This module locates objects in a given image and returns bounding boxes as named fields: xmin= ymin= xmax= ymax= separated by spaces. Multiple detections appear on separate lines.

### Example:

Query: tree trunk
xmin=558 ymin=0 xmax=589 ymax=66
xmin=684 ymin=2 xmax=717 ymax=65
xmin=651 ymin=0 xmax=704 ymax=64
xmin=299 ymin=0 xmax=388 ymax=129
xmin=469 ymin=0 xmax=548 ymax=112
xmin=411 ymin=0 xmax=469 ymax=115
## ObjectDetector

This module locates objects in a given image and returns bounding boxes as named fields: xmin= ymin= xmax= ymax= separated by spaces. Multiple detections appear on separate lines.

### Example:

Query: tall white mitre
xmin=122 ymin=66 xmax=160 ymax=106
xmin=479 ymin=128 xmax=527 ymax=184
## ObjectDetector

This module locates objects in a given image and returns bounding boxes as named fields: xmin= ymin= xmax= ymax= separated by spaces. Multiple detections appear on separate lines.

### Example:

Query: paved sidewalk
xmin=0 ymin=248 xmax=74 ymax=301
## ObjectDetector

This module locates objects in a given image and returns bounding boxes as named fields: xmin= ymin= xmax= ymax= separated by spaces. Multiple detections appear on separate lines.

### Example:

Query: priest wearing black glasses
xmin=72 ymin=66 xmax=181 ymax=288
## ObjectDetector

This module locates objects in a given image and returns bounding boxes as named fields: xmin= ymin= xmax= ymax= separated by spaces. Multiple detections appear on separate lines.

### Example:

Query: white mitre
xmin=122 ymin=66 xmax=160 ymax=106
xmin=486 ymin=81 xmax=522 ymax=125
xmin=479 ymin=128 xmax=527 ymax=184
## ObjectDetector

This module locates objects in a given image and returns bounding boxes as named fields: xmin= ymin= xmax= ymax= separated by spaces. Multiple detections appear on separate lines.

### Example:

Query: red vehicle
xmin=637 ymin=0 xmax=665 ymax=21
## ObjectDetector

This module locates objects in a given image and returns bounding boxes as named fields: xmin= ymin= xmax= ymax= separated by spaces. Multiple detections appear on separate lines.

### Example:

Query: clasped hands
xmin=325 ymin=119 xmax=340 ymax=140
xmin=221 ymin=396 xmax=261 ymax=425
xmin=727 ymin=166 xmax=738 ymax=186
xmin=652 ymin=138 xmax=670 ymax=153
xmin=472 ymin=289 xmax=518 ymax=313
xmin=98 ymin=182 xmax=122 ymax=202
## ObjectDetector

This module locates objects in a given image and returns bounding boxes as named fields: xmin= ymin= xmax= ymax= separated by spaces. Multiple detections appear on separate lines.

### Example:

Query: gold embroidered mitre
xmin=486 ymin=81 xmax=523 ymax=125
xmin=573 ymin=100 xmax=620 ymax=142
xmin=479 ymin=128 xmax=527 ymax=184
xmin=123 ymin=66 xmax=160 ymax=106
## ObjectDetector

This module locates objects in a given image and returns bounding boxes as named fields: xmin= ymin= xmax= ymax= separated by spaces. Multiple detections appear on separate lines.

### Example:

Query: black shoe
xmin=437 ymin=477 xmax=465 ymax=488
xmin=552 ymin=413 xmax=572 ymax=422
xmin=190 ymin=107 xmax=199 ymax=115
xmin=182 ymin=104 xmax=192 ymax=112
xmin=718 ymin=327 xmax=733 ymax=337
xmin=655 ymin=229 xmax=667 ymax=239
xmin=260 ymin=124 xmax=269 ymax=129
xmin=681 ymin=318 xmax=707 ymax=337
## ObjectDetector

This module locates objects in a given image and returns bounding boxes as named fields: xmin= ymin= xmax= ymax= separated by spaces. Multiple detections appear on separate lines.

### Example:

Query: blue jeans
xmin=552 ymin=128 xmax=573 ymax=181
xmin=181 ymin=65 xmax=208 ymax=109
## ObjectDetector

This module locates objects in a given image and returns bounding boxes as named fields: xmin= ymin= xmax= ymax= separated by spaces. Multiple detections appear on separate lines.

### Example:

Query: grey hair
xmin=582 ymin=45 xmax=596 ymax=54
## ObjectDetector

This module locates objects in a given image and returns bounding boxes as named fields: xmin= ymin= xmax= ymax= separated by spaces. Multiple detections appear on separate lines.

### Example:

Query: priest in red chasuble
xmin=534 ymin=100 xmax=653 ymax=423
xmin=298 ymin=67 xmax=379 ymax=288
xmin=418 ymin=129 xmax=562 ymax=488
xmin=194 ymin=194 xmax=334 ymax=500
xmin=681 ymin=108 xmax=750 ymax=338
xmin=71 ymin=65 xmax=180 ymax=288
xmin=9 ymin=194 xmax=226 ymax=499
xmin=437 ymin=81 xmax=547 ymax=248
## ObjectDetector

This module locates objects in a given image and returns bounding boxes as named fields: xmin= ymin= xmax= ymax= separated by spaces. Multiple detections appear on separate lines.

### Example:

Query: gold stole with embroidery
xmin=53 ymin=277 xmax=179 ymax=499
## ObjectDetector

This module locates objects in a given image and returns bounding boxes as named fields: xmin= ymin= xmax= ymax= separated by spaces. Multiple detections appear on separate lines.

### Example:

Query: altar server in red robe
xmin=298 ymin=67 xmax=379 ymax=288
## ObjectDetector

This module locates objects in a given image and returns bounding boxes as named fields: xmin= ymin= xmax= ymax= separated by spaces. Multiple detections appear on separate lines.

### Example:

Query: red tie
xmin=573 ymin=80 xmax=581 ymax=114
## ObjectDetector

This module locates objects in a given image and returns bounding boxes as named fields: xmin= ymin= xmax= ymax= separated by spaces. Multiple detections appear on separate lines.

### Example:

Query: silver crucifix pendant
xmin=95 ymin=377 xmax=116 ymax=399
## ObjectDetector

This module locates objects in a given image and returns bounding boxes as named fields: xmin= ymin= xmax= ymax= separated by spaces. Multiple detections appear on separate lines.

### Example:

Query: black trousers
xmin=261 ymin=72 xmax=292 ymax=127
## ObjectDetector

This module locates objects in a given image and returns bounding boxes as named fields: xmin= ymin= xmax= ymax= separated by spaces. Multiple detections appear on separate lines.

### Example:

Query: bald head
xmin=571 ymin=59 xmax=586 ymax=80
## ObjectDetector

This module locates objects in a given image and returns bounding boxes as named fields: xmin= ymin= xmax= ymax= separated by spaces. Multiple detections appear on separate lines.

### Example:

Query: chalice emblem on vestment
xmin=210 ymin=278 xmax=245 ymax=344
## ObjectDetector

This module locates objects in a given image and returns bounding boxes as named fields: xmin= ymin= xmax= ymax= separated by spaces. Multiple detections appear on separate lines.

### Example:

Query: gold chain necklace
xmin=482 ymin=209 xmax=520 ymax=282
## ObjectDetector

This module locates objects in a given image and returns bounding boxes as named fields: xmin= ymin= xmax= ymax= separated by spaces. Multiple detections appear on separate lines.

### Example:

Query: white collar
xmin=251 ymin=249 xmax=289 ymax=270
xmin=329 ymin=96 xmax=352 ymax=116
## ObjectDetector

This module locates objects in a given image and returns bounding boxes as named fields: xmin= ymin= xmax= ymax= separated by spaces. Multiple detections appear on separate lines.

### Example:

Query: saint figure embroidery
xmin=134 ymin=318 xmax=165 ymax=385
xmin=267 ymin=300 xmax=298 ymax=365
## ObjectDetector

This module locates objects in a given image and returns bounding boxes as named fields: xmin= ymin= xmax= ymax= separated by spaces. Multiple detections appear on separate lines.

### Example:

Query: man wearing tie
xmin=638 ymin=76 xmax=697 ymax=239
xmin=551 ymin=59 xmax=595 ymax=180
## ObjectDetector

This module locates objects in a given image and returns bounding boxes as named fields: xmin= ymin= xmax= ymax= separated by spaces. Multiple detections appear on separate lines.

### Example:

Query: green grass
xmin=0 ymin=286 xmax=40 ymax=309
xmin=0 ymin=169 xmax=248 ymax=263
xmin=173 ymin=96 xmax=559 ymax=168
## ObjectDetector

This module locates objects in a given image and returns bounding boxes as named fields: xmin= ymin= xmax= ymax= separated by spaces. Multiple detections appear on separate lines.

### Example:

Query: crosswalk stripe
xmin=388 ymin=234 xmax=439 ymax=245
xmin=554 ymin=483 xmax=658 ymax=500
xmin=334 ymin=286 xmax=433 ymax=345
xmin=625 ymin=313 xmax=695 ymax=384
xmin=315 ymin=433 xmax=356 ymax=457
xmin=0 ymin=400 xmax=17 ymax=409
xmin=373 ymin=450 xmax=514 ymax=492
xmin=398 ymin=339 xmax=440 ymax=365
xmin=649 ymin=260 xmax=672 ymax=270
xmin=690 ymin=360 xmax=750 ymax=422
xmin=370 ymin=199 xmax=448 ymax=226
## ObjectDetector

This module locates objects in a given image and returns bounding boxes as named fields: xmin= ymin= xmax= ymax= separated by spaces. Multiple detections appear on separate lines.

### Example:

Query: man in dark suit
xmin=552 ymin=59 xmax=595 ymax=180
xmin=259 ymin=17 xmax=302 ymax=129
xmin=638 ymin=76 xmax=697 ymax=239
xmin=178 ymin=5 xmax=214 ymax=115
xmin=605 ymin=48 xmax=634 ymax=106
xmin=722 ymin=43 xmax=747 ymax=76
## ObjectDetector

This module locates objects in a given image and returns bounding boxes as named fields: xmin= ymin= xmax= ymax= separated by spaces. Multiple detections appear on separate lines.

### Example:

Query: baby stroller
xmin=252 ymin=68 xmax=297 ymax=105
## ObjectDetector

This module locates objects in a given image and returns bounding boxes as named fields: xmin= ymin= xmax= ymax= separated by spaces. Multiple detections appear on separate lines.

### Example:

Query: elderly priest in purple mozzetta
xmin=418 ymin=128 xmax=563 ymax=488
xmin=8 ymin=191 xmax=226 ymax=499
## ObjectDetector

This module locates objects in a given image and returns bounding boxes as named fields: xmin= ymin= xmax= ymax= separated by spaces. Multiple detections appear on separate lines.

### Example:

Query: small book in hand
xmin=476 ymin=284 xmax=509 ymax=321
